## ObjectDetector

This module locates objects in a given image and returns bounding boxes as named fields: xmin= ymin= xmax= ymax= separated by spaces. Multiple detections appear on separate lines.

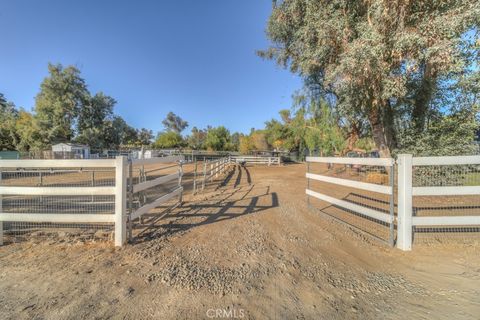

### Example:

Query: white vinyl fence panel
xmin=306 ymin=156 xmax=396 ymax=246
xmin=0 ymin=157 xmax=127 ymax=246
xmin=306 ymin=154 xmax=480 ymax=251
xmin=0 ymin=155 xmax=187 ymax=246
xmin=397 ymin=154 xmax=480 ymax=250
xmin=128 ymin=157 xmax=184 ymax=226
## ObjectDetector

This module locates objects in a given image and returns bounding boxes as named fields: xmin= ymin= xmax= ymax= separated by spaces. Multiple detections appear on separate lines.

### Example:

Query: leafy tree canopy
xmin=0 ymin=93 xmax=19 ymax=150
xmin=205 ymin=126 xmax=235 ymax=151
xmin=162 ymin=112 xmax=188 ymax=134
xmin=34 ymin=63 xmax=89 ymax=145
xmin=154 ymin=131 xmax=184 ymax=149
xmin=261 ymin=0 xmax=480 ymax=156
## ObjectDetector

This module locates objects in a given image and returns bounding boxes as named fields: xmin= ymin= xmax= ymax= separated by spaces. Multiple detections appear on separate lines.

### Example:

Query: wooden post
xmin=202 ymin=159 xmax=207 ymax=191
xmin=178 ymin=162 xmax=183 ymax=204
xmin=193 ymin=158 xmax=197 ymax=194
xmin=397 ymin=154 xmax=413 ymax=251
xmin=115 ymin=156 xmax=127 ymax=247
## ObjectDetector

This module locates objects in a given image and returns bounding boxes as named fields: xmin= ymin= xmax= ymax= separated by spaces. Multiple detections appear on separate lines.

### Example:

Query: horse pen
xmin=0 ymin=155 xmax=479 ymax=319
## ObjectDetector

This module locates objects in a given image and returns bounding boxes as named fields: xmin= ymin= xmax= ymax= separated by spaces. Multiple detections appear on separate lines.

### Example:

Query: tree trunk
xmin=346 ymin=121 xmax=361 ymax=151
xmin=383 ymin=101 xmax=397 ymax=150
xmin=368 ymin=107 xmax=391 ymax=158
xmin=412 ymin=63 xmax=436 ymax=132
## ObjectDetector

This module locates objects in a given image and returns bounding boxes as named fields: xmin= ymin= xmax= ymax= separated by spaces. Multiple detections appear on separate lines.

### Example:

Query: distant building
xmin=0 ymin=150 xmax=20 ymax=159
xmin=51 ymin=143 xmax=90 ymax=159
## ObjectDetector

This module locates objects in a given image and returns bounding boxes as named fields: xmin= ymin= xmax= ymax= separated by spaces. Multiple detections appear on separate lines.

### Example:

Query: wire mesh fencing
xmin=0 ymin=166 xmax=116 ymax=244
xmin=411 ymin=161 xmax=480 ymax=246
xmin=306 ymin=155 xmax=480 ymax=250
xmin=306 ymin=157 xmax=395 ymax=245
xmin=127 ymin=157 xmax=184 ymax=240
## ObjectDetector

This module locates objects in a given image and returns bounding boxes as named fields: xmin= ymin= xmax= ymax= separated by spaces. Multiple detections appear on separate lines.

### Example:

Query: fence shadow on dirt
xmin=131 ymin=165 xmax=278 ymax=243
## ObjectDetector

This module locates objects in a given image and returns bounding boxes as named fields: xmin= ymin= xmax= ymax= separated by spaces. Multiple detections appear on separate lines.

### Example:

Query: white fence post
xmin=397 ymin=154 xmax=413 ymax=251
xmin=178 ymin=161 xmax=183 ymax=203
xmin=115 ymin=156 xmax=127 ymax=247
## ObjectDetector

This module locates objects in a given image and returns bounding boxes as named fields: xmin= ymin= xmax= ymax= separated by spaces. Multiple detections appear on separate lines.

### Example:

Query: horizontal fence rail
xmin=306 ymin=156 xmax=394 ymax=166
xmin=306 ymin=154 xmax=480 ymax=251
xmin=306 ymin=172 xmax=393 ymax=195
xmin=197 ymin=157 xmax=231 ymax=193
xmin=0 ymin=155 xmax=188 ymax=246
xmin=231 ymin=156 xmax=281 ymax=166
xmin=127 ymin=156 xmax=185 ymax=238
xmin=0 ymin=157 xmax=126 ymax=246
xmin=398 ymin=154 xmax=480 ymax=250
xmin=306 ymin=156 xmax=396 ymax=246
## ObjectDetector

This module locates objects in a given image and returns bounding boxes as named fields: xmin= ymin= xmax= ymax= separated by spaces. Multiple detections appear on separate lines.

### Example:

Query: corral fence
xmin=230 ymin=156 xmax=281 ymax=166
xmin=192 ymin=156 xmax=232 ymax=194
xmin=0 ymin=155 xmax=184 ymax=247
xmin=306 ymin=154 xmax=480 ymax=251
xmin=190 ymin=155 xmax=281 ymax=194
xmin=127 ymin=156 xmax=184 ymax=238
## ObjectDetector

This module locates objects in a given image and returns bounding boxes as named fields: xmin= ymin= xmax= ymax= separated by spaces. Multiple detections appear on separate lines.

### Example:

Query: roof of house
xmin=52 ymin=143 xmax=90 ymax=148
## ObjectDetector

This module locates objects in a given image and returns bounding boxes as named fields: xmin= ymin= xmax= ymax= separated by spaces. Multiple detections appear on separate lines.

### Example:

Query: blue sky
xmin=0 ymin=0 xmax=302 ymax=134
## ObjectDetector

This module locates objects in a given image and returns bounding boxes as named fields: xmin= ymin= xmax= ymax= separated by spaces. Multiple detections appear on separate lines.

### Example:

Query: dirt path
xmin=0 ymin=164 xmax=479 ymax=319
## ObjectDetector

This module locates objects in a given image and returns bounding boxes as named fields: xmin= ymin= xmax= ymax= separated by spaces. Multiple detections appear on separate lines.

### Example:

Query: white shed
xmin=52 ymin=143 xmax=90 ymax=159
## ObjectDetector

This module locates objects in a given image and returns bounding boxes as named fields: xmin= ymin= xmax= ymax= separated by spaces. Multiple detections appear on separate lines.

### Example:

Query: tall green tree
xmin=0 ymin=93 xmax=19 ymax=150
xmin=101 ymin=116 xmax=138 ymax=149
xmin=76 ymin=92 xmax=116 ymax=148
xmin=162 ymin=112 xmax=188 ymax=134
xmin=187 ymin=126 xmax=207 ymax=150
xmin=261 ymin=0 xmax=480 ymax=157
xmin=34 ymin=63 xmax=89 ymax=146
xmin=204 ymin=126 xmax=234 ymax=151
xmin=154 ymin=131 xmax=184 ymax=148
xmin=14 ymin=110 xmax=41 ymax=151
xmin=136 ymin=128 xmax=154 ymax=146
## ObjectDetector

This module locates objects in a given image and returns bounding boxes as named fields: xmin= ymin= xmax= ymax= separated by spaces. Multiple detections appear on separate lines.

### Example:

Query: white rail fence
xmin=397 ymin=154 xmax=480 ymax=250
xmin=306 ymin=156 xmax=395 ymax=245
xmin=196 ymin=157 xmax=231 ymax=193
xmin=306 ymin=154 xmax=480 ymax=251
xmin=127 ymin=156 xmax=184 ymax=236
xmin=231 ymin=156 xmax=281 ymax=166
xmin=0 ymin=155 xmax=185 ymax=247
xmin=0 ymin=158 xmax=125 ymax=246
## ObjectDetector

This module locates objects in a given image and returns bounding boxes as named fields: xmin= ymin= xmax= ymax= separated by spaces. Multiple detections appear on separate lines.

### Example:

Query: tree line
xmin=0 ymin=64 xmax=154 ymax=152
xmin=1 ymin=62 xmax=347 ymax=155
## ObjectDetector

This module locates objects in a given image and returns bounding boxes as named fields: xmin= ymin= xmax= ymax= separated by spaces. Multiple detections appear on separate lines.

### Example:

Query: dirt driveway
xmin=0 ymin=163 xmax=479 ymax=319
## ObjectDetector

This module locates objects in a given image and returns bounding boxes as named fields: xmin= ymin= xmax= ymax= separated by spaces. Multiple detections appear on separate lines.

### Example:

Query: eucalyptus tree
xmin=162 ymin=112 xmax=188 ymax=134
xmin=261 ymin=0 xmax=480 ymax=157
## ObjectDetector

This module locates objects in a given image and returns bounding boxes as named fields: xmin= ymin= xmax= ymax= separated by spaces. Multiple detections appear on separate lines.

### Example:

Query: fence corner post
xmin=115 ymin=156 xmax=127 ymax=247
xmin=397 ymin=154 xmax=413 ymax=251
